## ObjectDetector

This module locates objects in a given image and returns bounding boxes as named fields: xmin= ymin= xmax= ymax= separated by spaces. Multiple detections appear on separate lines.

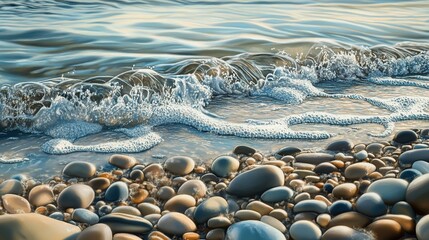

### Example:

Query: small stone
xmin=391 ymin=201 xmax=415 ymax=218
xmin=275 ymin=146 xmax=302 ymax=157
xmin=177 ymin=180 xmax=207 ymax=198
xmin=354 ymin=150 xmax=368 ymax=161
xmin=0 ymin=179 xmax=24 ymax=196
xmin=1 ymin=194 xmax=31 ymax=214
xmin=109 ymin=154 xmax=137 ymax=169
xmin=366 ymin=143 xmax=384 ymax=155
xmin=293 ymin=200 xmax=328 ymax=214
xmin=406 ymin=173 xmax=429 ymax=214
xmin=113 ymin=233 xmax=142 ymax=240
xmin=327 ymin=211 xmax=371 ymax=229
xmin=206 ymin=229 xmax=225 ymax=240
xmin=289 ymin=220 xmax=322 ymax=240
xmin=89 ymin=177 xmax=111 ymax=190
xmin=164 ymin=194 xmax=196 ymax=213
xmin=183 ymin=232 xmax=199 ymax=240
xmin=234 ymin=210 xmax=261 ymax=221
xmin=332 ymin=183 xmax=357 ymax=200
xmin=201 ymin=173 xmax=220 ymax=183
xmin=355 ymin=192 xmax=387 ymax=217
xmin=417 ymin=214 xmax=429 ymax=240
xmin=105 ymin=182 xmax=129 ymax=202
xmin=27 ymin=184 xmax=54 ymax=207
xmin=72 ymin=208 xmax=100 ymax=225
xmin=143 ymin=164 xmax=165 ymax=178
xmin=226 ymin=220 xmax=286 ymax=240
xmin=207 ymin=216 xmax=231 ymax=228
xmin=130 ymin=188 xmax=149 ymax=204
xmin=321 ymin=226 xmax=372 ymax=240
xmin=137 ymin=203 xmax=161 ymax=216
xmin=261 ymin=215 xmax=286 ymax=233
xmin=367 ymin=219 xmax=402 ymax=240
xmin=57 ymin=184 xmax=95 ymax=209
xmin=261 ymin=186 xmax=294 ymax=203
xmin=76 ymin=223 xmax=112 ymax=240
xmin=316 ymin=214 xmax=331 ymax=228
xmin=295 ymin=153 xmax=334 ymax=165
xmin=0 ymin=213 xmax=81 ymax=240
xmin=157 ymin=186 xmax=175 ymax=200
xmin=344 ymin=162 xmax=376 ymax=180
xmin=144 ymin=213 xmax=161 ymax=226
xmin=233 ymin=145 xmax=256 ymax=156
xmin=211 ymin=156 xmax=239 ymax=178
xmin=112 ymin=206 xmax=142 ymax=216
xmin=393 ymin=130 xmax=418 ymax=144
xmin=329 ymin=200 xmax=353 ymax=216
xmin=326 ymin=139 xmax=353 ymax=152
xmin=99 ymin=213 xmax=153 ymax=234
xmin=164 ymin=156 xmax=195 ymax=176
xmin=63 ymin=161 xmax=96 ymax=178
xmin=246 ymin=201 xmax=273 ymax=216
xmin=194 ymin=196 xmax=228 ymax=224
xmin=269 ymin=209 xmax=288 ymax=221
xmin=148 ymin=231 xmax=169 ymax=240
xmin=314 ymin=162 xmax=338 ymax=174
xmin=399 ymin=169 xmax=422 ymax=183
xmin=129 ymin=170 xmax=144 ymax=181
xmin=367 ymin=178 xmax=408 ymax=205
xmin=157 ymin=212 xmax=196 ymax=236
xmin=227 ymin=165 xmax=284 ymax=197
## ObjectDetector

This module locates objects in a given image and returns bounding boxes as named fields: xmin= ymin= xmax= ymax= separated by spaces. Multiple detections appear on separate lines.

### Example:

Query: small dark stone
xmin=274 ymin=146 xmax=302 ymax=157
xmin=329 ymin=200 xmax=353 ymax=216
xmin=326 ymin=140 xmax=353 ymax=152
xmin=393 ymin=130 xmax=418 ymax=144
xmin=314 ymin=162 xmax=338 ymax=174
xmin=201 ymin=173 xmax=219 ymax=183
xmin=233 ymin=146 xmax=256 ymax=156
xmin=399 ymin=169 xmax=422 ymax=183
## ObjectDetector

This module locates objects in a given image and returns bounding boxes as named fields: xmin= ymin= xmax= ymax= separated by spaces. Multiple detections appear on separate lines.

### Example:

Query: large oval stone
xmin=28 ymin=185 xmax=55 ymax=207
xmin=355 ymin=192 xmax=387 ymax=217
xmin=177 ymin=180 xmax=207 ymax=199
xmin=332 ymin=183 xmax=357 ymax=200
xmin=0 ymin=179 xmax=24 ymax=196
xmin=164 ymin=194 xmax=196 ymax=213
xmin=99 ymin=213 xmax=152 ymax=234
xmin=367 ymin=178 xmax=408 ymax=205
xmin=393 ymin=130 xmax=418 ymax=144
xmin=344 ymin=162 xmax=376 ymax=180
xmin=194 ymin=196 xmax=228 ymax=224
xmin=1 ymin=194 xmax=31 ymax=214
xmin=326 ymin=139 xmax=353 ymax=152
xmin=417 ymin=214 xmax=429 ymax=240
xmin=164 ymin=156 xmax=195 ymax=176
xmin=406 ymin=173 xmax=429 ymax=214
xmin=57 ymin=184 xmax=95 ymax=209
xmin=105 ymin=181 xmax=129 ymax=202
xmin=227 ymin=165 xmax=284 ymax=197
xmin=63 ymin=161 xmax=96 ymax=178
xmin=72 ymin=208 xmax=100 ymax=225
xmin=289 ymin=220 xmax=321 ymax=240
xmin=261 ymin=186 xmax=294 ymax=203
xmin=293 ymin=200 xmax=328 ymax=214
xmin=157 ymin=212 xmax=196 ymax=236
xmin=108 ymin=154 xmax=137 ymax=169
xmin=226 ymin=220 xmax=286 ymax=240
xmin=211 ymin=156 xmax=239 ymax=178
xmin=327 ymin=212 xmax=371 ymax=229
xmin=399 ymin=148 xmax=429 ymax=167
xmin=321 ymin=226 xmax=372 ymax=240
xmin=76 ymin=224 xmax=112 ymax=240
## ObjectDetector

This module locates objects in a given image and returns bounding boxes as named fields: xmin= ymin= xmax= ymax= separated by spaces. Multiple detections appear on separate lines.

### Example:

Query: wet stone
xmin=109 ymin=154 xmax=137 ymax=169
xmin=399 ymin=169 xmax=422 ymax=182
xmin=0 ymin=179 xmax=24 ymax=196
xmin=89 ymin=177 xmax=111 ymax=191
xmin=211 ymin=156 xmax=239 ymax=178
xmin=326 ymin=139 xmax=353 ymax=152
xmin=274 ymin=146 xmax=302 ymax=157
xmin=261 ymin=186 xmax=294 ymax=203
xmin=164 ymin=156 xmax=195 ymax=176
xmin=394 ymin=130 xmax=418 ymax=144
xmin=72 ymin=208 xmax=100 ymax=225
xmin=194 ymin=196 xmax=228 ymax=224
xmin=295 ymin=153 xmax=334 ymax=165
xmin=329 ymin=200 xmax=353 ymax=216
xmin=63 ymin=161 xmax=96 ymax=178
xmin=355 ymin=192 xmax=387 ymax=217
xmin=233 ymin=145 xmax=256 ymax=156
xmin=1 ymin=194 xmax=31 ymax=214
xmin=157 ymin=212 xmax=197 ymax=236
xmin=105 ymin=181 xmax=129 ymax=202
xmin=28 ymin=184 xmax=55 ymax=207
xmin=314 ymin=162 xmax=338 ymax=174
xmin=57 ymin=184 xmax=95 ymax=209
xmin=99 ymin=213 xmax=153 ymax=234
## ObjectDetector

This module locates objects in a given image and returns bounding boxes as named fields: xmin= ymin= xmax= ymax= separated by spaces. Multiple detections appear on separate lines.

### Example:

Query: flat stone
xmin=89 ymin=177 xmax=111 ymax=190
xmin=269 ymin=209 xmax=288 ymax=221
xmin=177 ymin=180 xmax=207 ymax=198
xmin=164 ymin=156 xmax=195 ymax=176
xmin=314 ymin=162 xmax=338 ymax=174
xmin=0 ymin=213 xmax=80 ymax=240
xmin=109 ymin=154 xmax=137 ymax=169
xmin=157 ymin=212 xmax=196 ymax=236
xmin=406 ymin=173 xmax=429 ymax=214
xmin=327 ymin=212 xmax=371 ymax=229
xmin=227 ymin=165 xmax=284 ymax=197
xmin=206 ymin=229 xmax=225 ymax=240
xmin=72 ymin=208 xmax=100 ymax=225
xmin=57 ymin=184 xmax=95 ymax=209
xmin=274 ymin=146 xmax=302 ymax=157
xmin=99 ymin=213 xmax=153 ymax=234
xmin=399 ymin=148 xmax=429 ymax=167
xmin=261 ymin=186 xmax=294 ymax=203
xmin=332 ymin=183 xmax=357 ymax=200
xmin=344 ymin=162 xmax=376 ymax=180
xmin=417 ymin=214 xmax=429 ymax=240
xmin=143 ymin=164 xmax=165 ymax=178
xmin=394 ymin=130 xmax=418 ymax=144
xmin=194 ymin=196 xmax=228 ymax=224
xmin=246 ymin=201 xmax=273 ymax=216
xmin=77 ymin=223 xmax=112 ymax=240
xmin=226 ymin=220 xmax=286 ymax=240
xmin=0 ymin=179 xmax=24 ymax=196
xmin=144 ymin=214 xmax=161 ymax=226
xmin=367 ymin=178 xmax=408 ymax=205
xmin=295 ymin=153 xmax=334 ymax=165
xmin=326 ymin=139 xmax=353 ymax=152
xmin=366 ymin=143 xmax=384 ymax=155
xmin=261 ymin=215 xmax=286 ymax=233
xmin=412 ymin=160 xmax=429 ymax=174
xmin=105 ymin=181 xmax=129 ymax=202
xmin=289 ymin=220 xmax=322 ymax=240
xmin=321 ymin=226 xmax=372 ymax=240
xmin=164 ymin=194 xmax=196 ymax=213
xmin=1 ymin=194 xmax=31 ymax=214
xmin=112 ymin=206 xmax=142 ymax=216
xmin=63 ymin=161 xmax=96 ymax=178
xmin=367 ymin=219 xmax=402 ymax=240
xmin=234 ymin=210 xmax=261 ymax=221
xmin=293 ymin=200 xmax=328 ymax=214
xmin=233 ymin=145 xmax=256 ymax=156
xmin=375 ymin=214 xmax=415 ymax=233
xmin=137 ymin=203 xmax=160 ymax=216
xmin=355 ymin=192 xmax=387 ymax=217
xmin=207 ymin=216 xmax=231 ymax=228
xmin=211 ymin=156 xmax=239 ymax=178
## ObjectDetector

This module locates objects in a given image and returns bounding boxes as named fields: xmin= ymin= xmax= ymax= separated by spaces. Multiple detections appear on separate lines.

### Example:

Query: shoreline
xmin=1 ymin=129 xmax=429 ymax=239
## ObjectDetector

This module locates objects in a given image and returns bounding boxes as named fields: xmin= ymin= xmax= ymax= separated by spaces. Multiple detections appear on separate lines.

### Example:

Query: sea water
xmin=0 ymin=0 xmax=429 ymax=179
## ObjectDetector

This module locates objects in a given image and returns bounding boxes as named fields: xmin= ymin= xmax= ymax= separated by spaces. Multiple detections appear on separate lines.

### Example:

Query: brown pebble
xmin=269 ymin=209 xmax=288 ymax=221
xmin=148 ymin=231 xmax=170 ymax=240
xmin=328 ymin=211 xmax=371 ymax=229
xmin=28 ymin=185 xmax=55 ymax=207
xmin=344 ymin=162 xmax=376 ymax=180
xmin=332 ymin=183 xmax=357 ymax=199
xmin=88 ymin=177 xmax=111 ymax=191
xmin=130 ymin=189 xmax=149 ymax=204
xmin=164 ymin=195 xmax=196 ymax=213
xmin=1 ymin=194 xmax=31 ymax=213
xmin=234 ymin=210 xmax=261 ymax=221
xmin=183 ymin=232 xmax=199 ymax=240
xmin=206 ymin=229 xmax=225 ymax=240
xmin=143 ymin=164 xmax=165 ymax=178
xmin=367 ymin=219 xmax=402 ymax=240
xmin=246 ymin=201 xmax=273 ymax=215
xmin=375 ymin=214 xmax=415 ymax=233
xmin=35 ymin=206 xmax=48 ymax=215
xmin=109 ymin=154 xmax=137 ymax=169
xmin=157 ymin=186 xmax=176 ymax=200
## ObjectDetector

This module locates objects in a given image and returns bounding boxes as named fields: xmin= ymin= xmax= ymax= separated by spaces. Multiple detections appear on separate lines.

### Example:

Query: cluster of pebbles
xmin=2 ymin=129 xmax=429 ymax=239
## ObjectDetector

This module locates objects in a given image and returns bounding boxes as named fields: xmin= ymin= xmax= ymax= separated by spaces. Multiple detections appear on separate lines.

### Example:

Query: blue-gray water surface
xmin=1 ymin=0 xmax=429 ymax=179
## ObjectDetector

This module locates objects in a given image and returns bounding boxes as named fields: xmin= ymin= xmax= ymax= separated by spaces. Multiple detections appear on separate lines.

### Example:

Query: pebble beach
xmin=1 ymin=129 xmax=429 ymax=240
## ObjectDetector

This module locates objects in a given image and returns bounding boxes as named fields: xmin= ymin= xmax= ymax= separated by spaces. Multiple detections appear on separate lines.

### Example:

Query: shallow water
xmin=1 ymin=0 xmax=429 ymax=178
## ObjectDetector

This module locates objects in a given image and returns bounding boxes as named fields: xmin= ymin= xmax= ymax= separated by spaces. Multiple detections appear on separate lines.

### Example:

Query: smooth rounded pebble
xmin=57 ymin=184 xmax=95 ymax=209
xmin=105 ymin=181 xmax=129 ymax=202
xmin=326 ymin=139 xmax=354 ymax=152
xmin=0 ymin=179 xmax=24 ymax=196
xmin=89 ymin=177 xmax=111 ymax=190
xmin=76 ymin=224 xmax=112 ymax=240
xmin=137 ymin=203 xmax=160 ymax=216
xmin=417 ymin=214 xmax=429 ymax=240
xmin=412 ymin=160 xmax=429 ymax=174
xmin=399 ymin=169 xmax=422 ymax=183
xmin=233 ymin=145 xmax=256 ymax=155
xmin=226 ymin=220 xmax=286 ymax=240
xmin=314 ymin=162 xmax=338 ymax=174
xmin=206 ymin=229 xmax=225 ymax=240
xmin=261 ymin=186 xmax=294 ymax=203
xmin=72 ymin=208 xmax=100 ymax=225
xmin=289 ymin=220 xmax=322 ymax=240
xmin=1 ymin=194 xmax=31 ymax=214
xmin=406 ymin=173 xmax=429 ymax=214
xmin=391 ymin=201 xmax=415 ymax=218
xmin=275 ymin=146 xmax=301 ymax=157
xmin=113 ymin=233 xmax=142 ymax=240
xmin=164 ymin=194 xmax=196 ymax=213
xmin=327 ymin=212 xmax=371 ymax=229
xmin=164 ymin=156 xmax=195 ymax=176
xmin=157 ymin=212 xmax=196 ymax=236
xmin=246 ymin=201 xmax=273 ymax=215
xmin=293 ymin=200 xmax=328 ymax=214
xmin=234 ymin=210 xmax=261 ymax=221
xmin=399 ymin=148 xmax=429 ymax=167
xmin=394 ymin=130 xmax=418 ymax=144
xmin=211 ymin=156 xmax=239 ymax=177
xmin=63 ymin=161 xmax=96 ymax=178
xmin=109 ymin=154 xmax=137 ymax=169
xmin=177 ymin=180 xmax=207 ymax=198
xmin=112 ymin=206 xmax=141 ymax=216
xmin=354 ymin=150 xmax=368 ymax=161
xmin=321 ymin=226 xmax=372 ymax=240
xmin=367 ymin=178 xmax=408 ymax=205
xmin=332 ymin=183 xmax=357 ymax=200
xmin=99 ymin=213 xmax=153 ymax=234
xmin=295 ymin=153 xmax=334 ymax=165
xmin=367 ymin=219 xmax=402 ymax=240
xmin=261 ymin=215 xmax=286 ymax=233
xmin=344 ymin=162 xmax=376 ymax=180
xmin=157 ymin=186 xmax=176 ymax=200
xmin=0 ymin=213 xmax=81 ymax=240
xmin=356 ymin=192 xmax=387 ymax=217
xmin=207 ymin=216 xmax=231 ymax=228
xmin=329 ymin=200 xmax=353 ymax=216
xmin=227 ymin=165 xmax=284 ymax=197
xmin=194 ymin=196 xmax=228 ymax=224
xmin=375 ymin=214 xmax=416 ymax=233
